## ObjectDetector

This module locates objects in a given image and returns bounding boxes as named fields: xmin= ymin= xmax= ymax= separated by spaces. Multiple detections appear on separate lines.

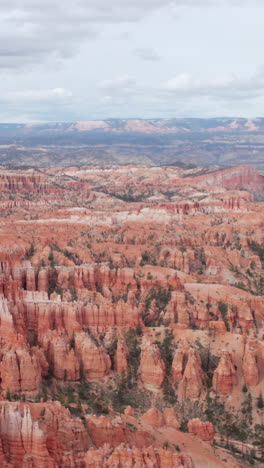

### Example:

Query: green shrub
xmin=257 ymin=393 xmax=264 ymax=409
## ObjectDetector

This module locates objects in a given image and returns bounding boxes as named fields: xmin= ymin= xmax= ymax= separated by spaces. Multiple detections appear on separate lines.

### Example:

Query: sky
xmin=1 ymin=0 xmax=264 ymax=122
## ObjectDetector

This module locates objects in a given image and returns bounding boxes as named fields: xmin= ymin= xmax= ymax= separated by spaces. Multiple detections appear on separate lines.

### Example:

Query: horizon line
xmin=0 ymin=116 xmax=264 ymax=125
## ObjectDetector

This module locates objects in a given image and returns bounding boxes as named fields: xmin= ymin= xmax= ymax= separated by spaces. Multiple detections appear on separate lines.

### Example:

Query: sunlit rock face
xmin=188 ymin=419 xmax=215 ymax=444
xmin=213 ymin=351 xmax=237 ymax=395
xmin=139 ymin=342 xmax=166 ymax=391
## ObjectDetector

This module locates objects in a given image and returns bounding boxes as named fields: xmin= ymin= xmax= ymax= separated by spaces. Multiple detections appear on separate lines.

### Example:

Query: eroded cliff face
xmin=213 ymin=351 xmax=237 ymax=395
xmin=242 ymin=341 xmax=259 ymax=387
xmin=139 ymin=342 xmax=166 ymax=391
xmin=188 ymin=418 xmax=215 ymax=444
xmin=0 ymin=164 xmax=262 ymax=467
xmin=85 ymin=444 xmax=194 ymax=468
xmin=0 ymin=401 xmax=89 ymax=467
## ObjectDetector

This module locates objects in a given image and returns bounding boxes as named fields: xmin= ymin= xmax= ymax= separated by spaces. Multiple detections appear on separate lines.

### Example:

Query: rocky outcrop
xmin=142 ymin=408 xmax=165 ymax=428
xmin=0 ymin=172 xmax=48 ymax=192
xmin=0 ymin=297 xmax=18 ymax=346
xmin=124 ymin=406 xmax=134 ymax=417
xmin=0 ymin=402 xmax=53 ymax=467
xmin=171 ymin=348 xmax=184 ymax=384
xmin=242 ymin=342 xmax=259 ymax=387
xmin=26 ymin=268 xmax=36 ymax=291
xmin=188 ymin=419 xmax=215 ymax=444
xmin=142 ymin=407 xmax=180 ymax=430
xmin=180 ymin=350 xmax=207 ymax=399
xmin=163 ymin=408 xmax=181 ymax=430
xmin=190 ymin=165 xmax=264 ymax=195
xmin=0 ymin=351 xmax=21 ymax=393
xmin=171 ymin=348 xmax=206 ymax=399
xmin=75 ymin=333 xmax=111 ymax=381
xmin=48 ymin=333 xmax=80 ymax=381
xmin=115 ymin=338 xmax=128 ymax=374
xmin=0 ymin=349 xmax=42 ymax=393
xmin=213 ymin=351 xmax=237 ymax=394
xmin=85 ymin=444 xmax=194 ymax=468
xmin=85 ymin=414 xmax=152 ymax=448
xmin=139 ymin=342 xmax=166 ymax=391
xmin=0 ymin=401 xmax=89 ymax=467
xmin=37 ymin=268 xmax=49 ymax=292
xmin=159 ymin=191 xmax=252 ymax=215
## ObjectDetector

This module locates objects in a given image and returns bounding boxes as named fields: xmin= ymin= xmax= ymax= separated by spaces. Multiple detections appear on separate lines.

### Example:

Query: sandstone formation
xmin=75 ymin=333 xmax=111 ymax=381
xmin=115 ymin=338 xmax=129 ymax=374
xmin=85 ymin=414 xmax=152 ymax=448
xmin=213 ymin=351 xmax=237 ymax=394
xmin=242 ymin=342 xmax=259 ymax=387
xmin=124 ymin=406 xmax=134 ymax=417
xmin=85 ymin=444 xmax=194 ymax=468
xmin=49 ymin=333 xmax=80 ymax=381
xmin=0 ymin=164 xmax=261 ymax=468
xmin=188 ymin=418 xmax=215 ymax=444
xmin=171 ymin=348 xmax=185 ymax=384
xmin=0 ymin=401 xmax=89 ymax=467
xmin=164 ymin=408 xmax=181 ymax=430
xmin=0 ymin=349 xmax=42 ymax=393
xmin=171 ymin=348 xmax=207 ymax=399
xmin=139 ymin=342 xmax=166 ymax=391
xmin=142 ymin=408 xmax=165 ymax=428
xmin=179 ymin=350 xmax=207 ymax=399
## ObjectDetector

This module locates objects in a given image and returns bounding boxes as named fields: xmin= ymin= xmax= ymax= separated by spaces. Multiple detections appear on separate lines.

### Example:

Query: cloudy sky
xmin=1 ymin=0 xmax=264 ymax=122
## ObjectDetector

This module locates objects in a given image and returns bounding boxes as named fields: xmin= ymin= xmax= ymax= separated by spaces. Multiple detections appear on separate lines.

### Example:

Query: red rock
xmin=0 ymin=297 xmax=17 ymax=345
xmin=0 ymin=172 xmax=48 ymax=192
xmin=0 ymin=163 xmax=261 ymax=468
xmin=0 ymin=348 xmax=42 ymax=393
xmin=171 ymin=348 xmax=206 ymax=399
xmin=188 ymin=418 xmax=215 ymax=444
xmin=179 ymin=350 xmax=206 ymax=399
xmin=124 ymin=406 xmax=134 ymax=417
xmin=139 ymin=342 xmax=165 ymax=391
xmin=242 ymin=342 xmax=259 ymax=386
xmin=171 ymin=349 xmax=184 ymax=384
xmin=75 ymin=333 xmax=111 ymax=380
xmin=0 ymin=351 xmax=21 ymax=393
xmin=37 ymin=268 xmax=49 ymax=292
xmin=16 ymin=349 xmax=42 ymax=392
xmin=187 ymin=165 xmax=264 ymax=195
xmin=213 ymin=351 xmax=237 ymax=394
xmin=163 ymin=408 xmax=180 ymax=430
xmin=49 ymin=333 xmax=80 ymax=381
xmin=142 ymin=408 xmax=165 ymax=428
xmin=26 ymin=268 xmax=36 ymax=291
xmin=115 ymin=338 xmax=128 ymax=374
xmin=0 ymin=400 xmax=89 ymax=466
xmin=0 ymin=403 xmax=53 ymax=466
xmin=84 ymin=444 xmax=194 ymax=468
xmin=85 ymin=414 xmax=152 ymax=449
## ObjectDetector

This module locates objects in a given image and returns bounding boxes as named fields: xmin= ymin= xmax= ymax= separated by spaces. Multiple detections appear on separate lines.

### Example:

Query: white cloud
xmin=0 ymin=87 xmax=74 ymax=123
xmin=5 ymin=88 xmax=73 ymax=102
xmin=166 ymin=73 xmax=194 ymax=90
xmin=133 ymin=48 xmax=160 ymax=61
xmin=163 ymin=70 xmax=264 ymax=100
xmin=0 ymin=0 xmax=262 ymax=69
xmin=97 ymin=75 xmax=137 ymax=91
xmin=0 ymin=1 xmax=174 ymax=69
xmin=93 ymin=67 xmax=264 ymax=120
xmin=97 ymin=69 xmax=264 ymax=105
xmin=0 ymin=0 xmax=263 ymax=120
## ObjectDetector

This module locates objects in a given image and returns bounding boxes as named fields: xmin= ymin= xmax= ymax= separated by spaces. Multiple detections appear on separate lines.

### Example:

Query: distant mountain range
xmin=1 ymin=117 xmax=264 ymax=136
xmin=0 ymin=118 xmax=264 ymax=171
